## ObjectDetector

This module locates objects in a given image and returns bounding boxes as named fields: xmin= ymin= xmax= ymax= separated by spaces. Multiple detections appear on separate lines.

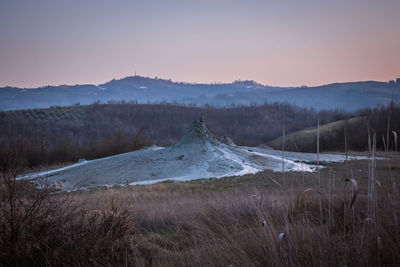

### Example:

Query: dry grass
xmin=1 ymin=155 xmax=400 ymax=266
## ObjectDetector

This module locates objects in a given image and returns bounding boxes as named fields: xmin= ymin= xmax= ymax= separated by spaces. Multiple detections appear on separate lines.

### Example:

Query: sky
xmin=0 ymin=0 xmax=399 ymax=88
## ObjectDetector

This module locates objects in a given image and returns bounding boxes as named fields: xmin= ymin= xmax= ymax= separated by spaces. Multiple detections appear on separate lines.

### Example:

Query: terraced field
xmin=2 ymin=105 xmax=88 ymax=121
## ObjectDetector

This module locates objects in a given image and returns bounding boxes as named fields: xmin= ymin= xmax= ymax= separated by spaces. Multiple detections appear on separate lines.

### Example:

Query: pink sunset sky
xmin=0 ymin=0 xmax=399 ymax=88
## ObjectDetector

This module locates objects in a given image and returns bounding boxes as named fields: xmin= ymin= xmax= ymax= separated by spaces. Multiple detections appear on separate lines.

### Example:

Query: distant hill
xmin=1 ymin=76 xmax=400 ymax=111
xmin=186 ymin=81 xmax=400 ymax=110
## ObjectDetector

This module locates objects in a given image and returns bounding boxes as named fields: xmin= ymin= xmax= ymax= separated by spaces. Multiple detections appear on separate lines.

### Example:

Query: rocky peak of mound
xmin=220 ymin=136 xmax=236 ymax=146
xmin=177 ymin=117 xmax=221 ymax=146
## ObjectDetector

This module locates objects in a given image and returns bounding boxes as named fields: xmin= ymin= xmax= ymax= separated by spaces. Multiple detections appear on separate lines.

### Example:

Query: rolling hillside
xmin=1 ymin=76 xmax=399 ymax=111
xmin=267 ymin=116 xmax=366 ymax=152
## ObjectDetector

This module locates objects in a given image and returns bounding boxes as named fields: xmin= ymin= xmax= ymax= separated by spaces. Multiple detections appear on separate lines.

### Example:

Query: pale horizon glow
xmin=1 ymin=0 xmax=399 ymax=88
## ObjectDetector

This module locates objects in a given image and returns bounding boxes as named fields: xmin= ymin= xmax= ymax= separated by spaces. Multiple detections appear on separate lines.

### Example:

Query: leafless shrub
xmin=0 ymin=148 xmax=141 ymax=266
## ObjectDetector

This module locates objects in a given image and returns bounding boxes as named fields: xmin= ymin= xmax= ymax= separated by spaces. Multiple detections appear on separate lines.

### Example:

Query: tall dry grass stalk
xmin=367 ymin=133 xmax=377 ymax=221
xmin=282 ymin=126 xmax=286 ymax=188
xmin=344 ymin=122 xmax=349 ymax=178
xmin=317 ymin=117 xmax=320 ymax=187
xmin=316 ymin=117 xmax=323 ymax=225
xmin=382 ymin=131 xmax=400 ymax=249
xmin=386 ymin=102 xmax=392 ymax=151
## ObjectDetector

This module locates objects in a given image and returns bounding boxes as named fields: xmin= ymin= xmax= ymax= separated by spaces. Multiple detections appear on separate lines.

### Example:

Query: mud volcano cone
xmin=176 ymin=117 xmax=221 ymax=146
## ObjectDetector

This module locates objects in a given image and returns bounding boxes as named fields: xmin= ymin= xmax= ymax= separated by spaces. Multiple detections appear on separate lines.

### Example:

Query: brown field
xmin=1 ymin=152 xmax=400 ymax=266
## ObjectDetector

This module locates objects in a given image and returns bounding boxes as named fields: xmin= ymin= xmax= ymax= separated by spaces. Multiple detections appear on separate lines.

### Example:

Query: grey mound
xmin=176 ymin=117 xmax=221 ymax=146
xmin=24 ymin=117 xmax=360 ymax=191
